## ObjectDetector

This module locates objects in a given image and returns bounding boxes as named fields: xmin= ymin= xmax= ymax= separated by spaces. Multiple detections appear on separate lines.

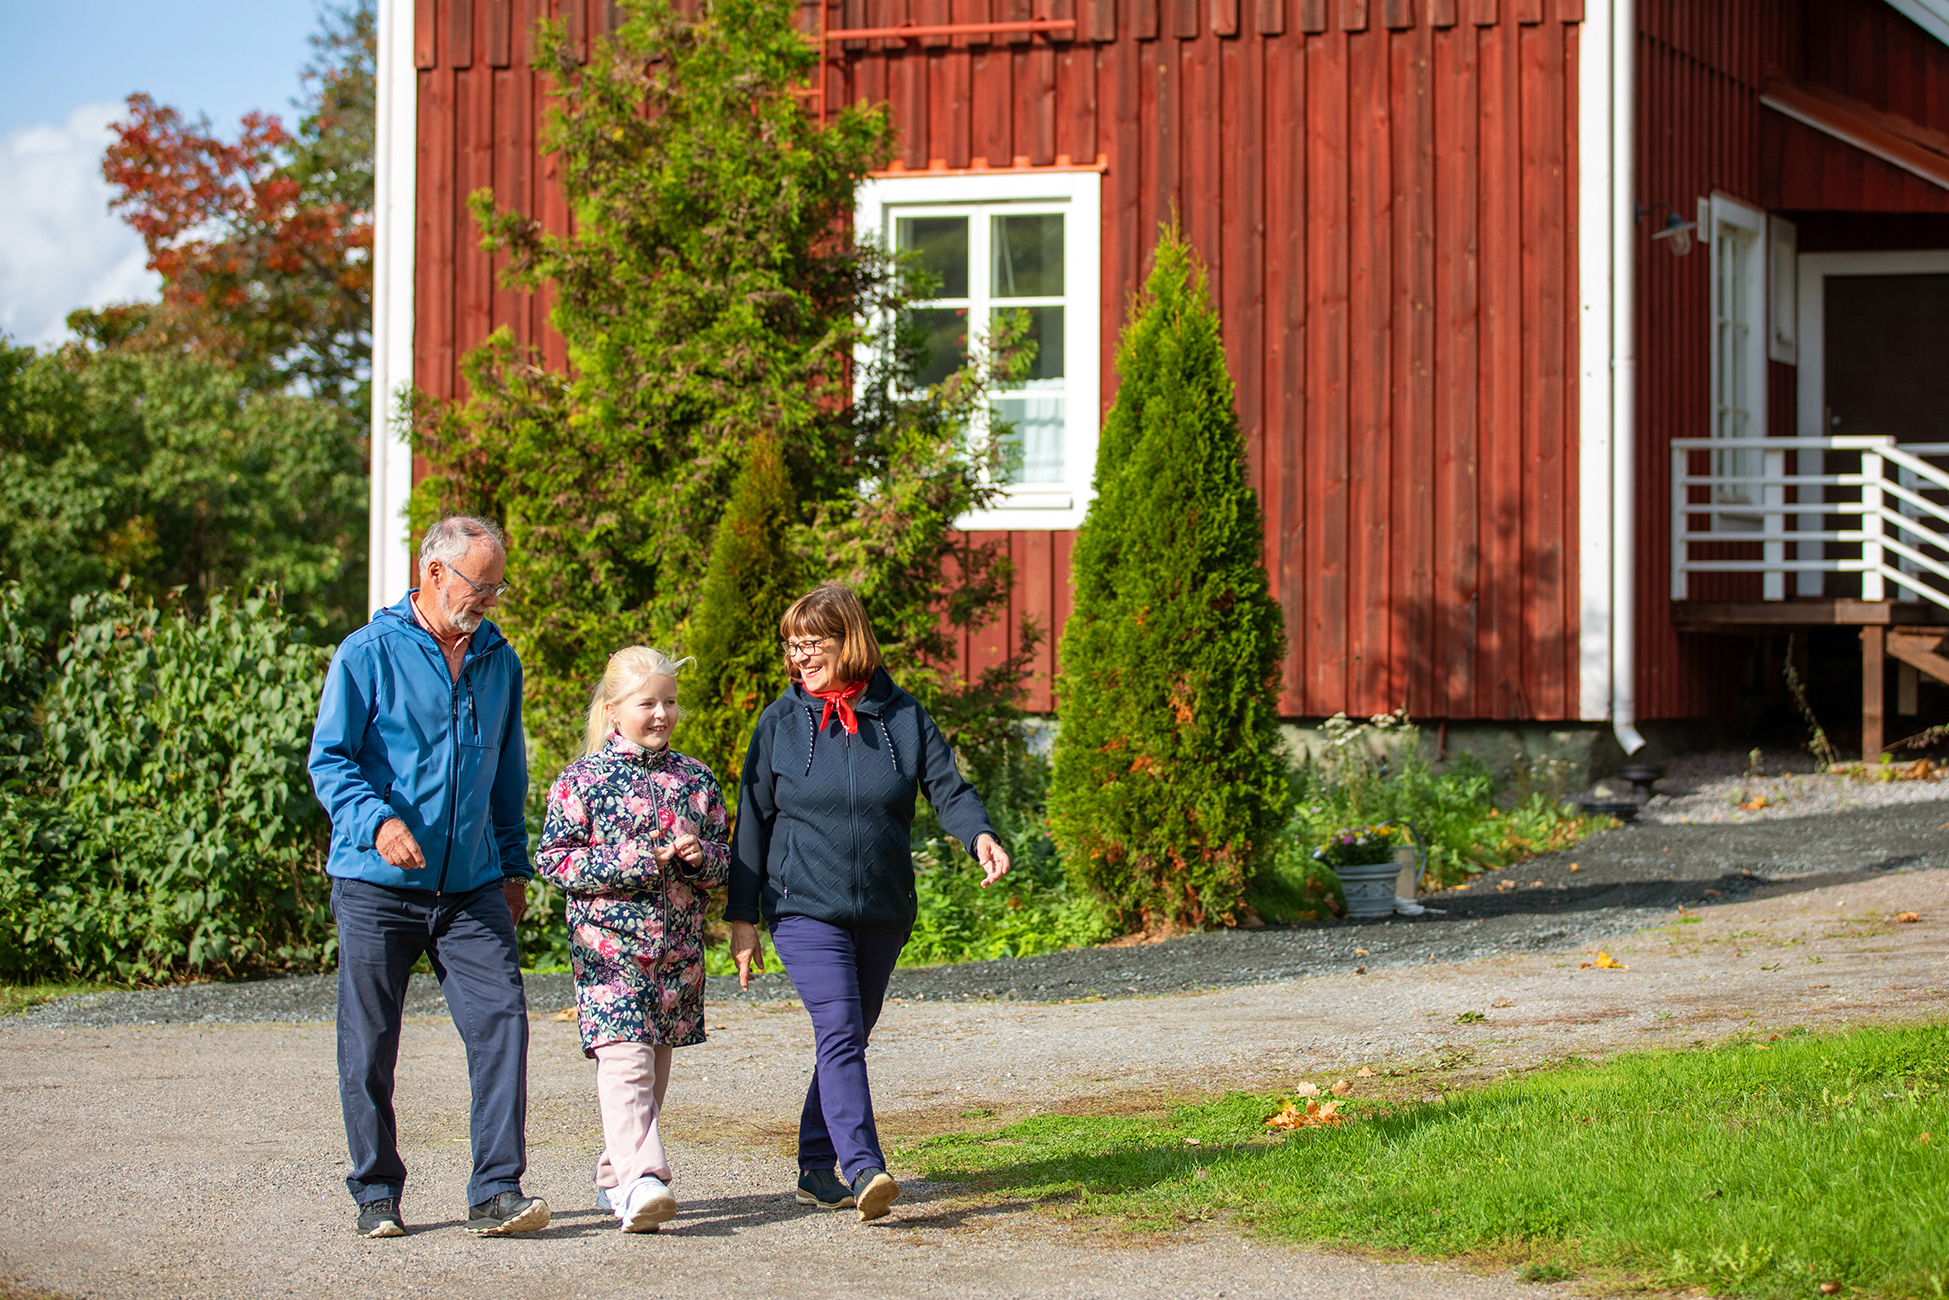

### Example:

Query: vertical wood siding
xmin=831 ymin=0 xmax=1586 ymax=719
xmin=413 ymin=0 xmax=1587 ymax=719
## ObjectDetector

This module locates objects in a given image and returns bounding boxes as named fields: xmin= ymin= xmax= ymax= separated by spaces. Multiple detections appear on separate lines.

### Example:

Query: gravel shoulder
xmin=24 ymin=795 xmax=1949 ymax=1029
xmin=4 ymin=801 xmax=1947 ymax=1300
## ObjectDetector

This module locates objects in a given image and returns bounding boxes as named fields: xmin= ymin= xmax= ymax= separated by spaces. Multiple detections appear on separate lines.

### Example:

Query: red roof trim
xmin=1761 ymin=78 xmax=1949 ymax=193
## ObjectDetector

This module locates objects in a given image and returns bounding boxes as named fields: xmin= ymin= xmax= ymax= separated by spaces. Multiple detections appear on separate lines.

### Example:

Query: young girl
xmin=537 ymin=647 xmax=730 ymax=1233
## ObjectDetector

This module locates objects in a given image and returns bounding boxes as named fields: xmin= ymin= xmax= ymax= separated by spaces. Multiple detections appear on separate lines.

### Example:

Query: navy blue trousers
xmin=769 ymin=916 xmax=907 ymax=1181
xmin=332 ymin=876 xmax=530 ymax=1207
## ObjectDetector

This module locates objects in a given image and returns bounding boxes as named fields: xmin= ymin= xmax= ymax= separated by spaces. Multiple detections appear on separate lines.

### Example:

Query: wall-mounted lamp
xmin=1635 ymin=201 xmax=1697 ymax=256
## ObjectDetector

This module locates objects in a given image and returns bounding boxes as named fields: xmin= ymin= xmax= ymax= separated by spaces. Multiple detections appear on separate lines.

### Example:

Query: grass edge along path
xmin=898 ymin=1023 xmax=1949 ymax=1299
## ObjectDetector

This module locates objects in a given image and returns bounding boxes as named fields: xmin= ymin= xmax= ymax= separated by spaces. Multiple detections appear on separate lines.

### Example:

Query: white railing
xmin=1671 ymin=436 xmax=1949 ymax=611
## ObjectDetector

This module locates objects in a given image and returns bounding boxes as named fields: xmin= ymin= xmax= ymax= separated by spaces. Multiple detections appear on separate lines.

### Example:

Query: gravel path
xmin=24 ymin=793 xmax=1949 ymax=1029
xmin=1635 ymin=746 xmax=1949 ymax=825
xmin=5 ymin=799 xmax=1949 ymax=1299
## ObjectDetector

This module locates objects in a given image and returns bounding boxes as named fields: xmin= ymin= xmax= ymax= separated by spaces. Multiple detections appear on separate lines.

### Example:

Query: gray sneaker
xmin=356 ymin=1197 xmax=406 ymax=1238
xmin=795 ymin=1167 xmax=855 ymax=1210
xmin=466 ymin=1190 xmax=551 ymax=1235
xmin=850 ymin=1167 xmax=900 ymax=1223
xmin=595 ymin=1183 xmax=614 ymax=1213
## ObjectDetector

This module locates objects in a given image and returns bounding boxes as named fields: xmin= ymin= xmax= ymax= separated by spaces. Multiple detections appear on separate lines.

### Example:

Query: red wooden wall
xmin=1633 ymin=0 xmax=1949 ymax=718
xmin=412 ymin=0 xmax=1586 ymax=721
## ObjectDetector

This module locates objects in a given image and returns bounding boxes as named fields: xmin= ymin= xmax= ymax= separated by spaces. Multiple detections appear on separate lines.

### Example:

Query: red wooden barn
xmin=367 ymin=0 xmax=1949 ymax=757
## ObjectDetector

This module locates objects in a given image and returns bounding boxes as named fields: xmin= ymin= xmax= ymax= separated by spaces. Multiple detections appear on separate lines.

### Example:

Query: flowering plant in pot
xmin=1312 ymin=824 xmax=1409 ymax=920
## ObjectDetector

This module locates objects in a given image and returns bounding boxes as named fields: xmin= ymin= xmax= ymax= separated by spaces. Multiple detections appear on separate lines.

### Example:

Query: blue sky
xmin=0 ymin=2 xmax=326 ymax=346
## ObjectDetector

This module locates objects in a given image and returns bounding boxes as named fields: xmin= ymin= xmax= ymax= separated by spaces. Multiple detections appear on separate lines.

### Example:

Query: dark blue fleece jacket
xmin=725 ymin=667 xmax=996 ymax=932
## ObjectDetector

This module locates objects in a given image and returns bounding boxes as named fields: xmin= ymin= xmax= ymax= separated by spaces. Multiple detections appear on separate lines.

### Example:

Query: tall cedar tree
xmin=415 ymin=0 xmax=1034 ymax=786
xmin=1047 ymin=233 xmax=1289 ymax=930
xmin=90 ymin=2 xmax=376 ymax=410
xmin=685 ymin=434 xmax=798 ymax=787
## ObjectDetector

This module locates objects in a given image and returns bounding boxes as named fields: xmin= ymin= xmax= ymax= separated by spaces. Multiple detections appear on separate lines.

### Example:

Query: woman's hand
xmin=730 ymin=920 xmax=765 ymax=990
xmin=974 ymin=833 xmax=1010 ymax=887
xmin=655 ymin=832 xmax=705 ymax=867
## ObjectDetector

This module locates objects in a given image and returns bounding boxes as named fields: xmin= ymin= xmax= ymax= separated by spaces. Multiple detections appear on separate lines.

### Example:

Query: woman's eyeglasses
xmin=779 ymin=636 xmax=835 ymax=659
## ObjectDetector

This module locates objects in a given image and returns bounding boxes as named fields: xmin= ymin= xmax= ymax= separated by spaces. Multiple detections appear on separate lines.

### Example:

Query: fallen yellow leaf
xmin=1183 ymin=1137 xmax=1201 ymax=1146
xmin=1897 ymin=911 xmax=1921 ymax=923
xmin=1492 ymin=997 xmax=1514 ymax=1008
xmin=1568 ymin=863 xmax=1581 ymax=872
xmin=1355 ymin=1066 xmax=1374 ymax=1078
xmin=1266 ymin=1098 xmax=1344 ymax=1130
xmin=1330 ymin=1079 xmax=1352 ymax=1097
xmin=1354 ymin=948 xmax=1369 ymax=956
xmin=1581 ymin=951 xmax=1627 ymax=970
xmin=1294 ymin=1081 xmax=1321 ymax=1097
xmin=1920 ymin=1131 xmax=1932 ymax=1144
xmin=553 ymin=1007 xmax=577 ymax=1021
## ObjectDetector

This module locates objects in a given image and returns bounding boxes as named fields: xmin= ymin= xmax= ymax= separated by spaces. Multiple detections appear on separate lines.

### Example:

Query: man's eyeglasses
xmin=779 ymin=636 xmax=835 ymax=659
xmin=441 ymin=563 xmax=513 ymax=599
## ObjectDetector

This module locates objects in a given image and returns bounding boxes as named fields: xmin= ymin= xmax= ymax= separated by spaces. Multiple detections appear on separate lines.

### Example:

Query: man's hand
xmin=375 ymin=818 xmax=426 ymax=870
xmin=730 ymin=920 xmax=765 ymax=991
xmin=503 ymin=878 xmax=528 ymax=927
xmin=974 ymin=832 xmax=1011 ymax=887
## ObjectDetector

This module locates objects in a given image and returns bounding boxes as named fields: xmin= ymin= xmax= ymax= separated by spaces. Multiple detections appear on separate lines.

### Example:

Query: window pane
xmin=993 ymin=396 xmax=1065 ymax=483
xmin=896 ymin=216 xmax=969 ymax=299
xmin=906 ymin=307 xmax=969 ymax=387
xmin=994 ymin=305 xmax=1064 ymax=382
xmin=992 ymin=213 xmax=1064 ymax=298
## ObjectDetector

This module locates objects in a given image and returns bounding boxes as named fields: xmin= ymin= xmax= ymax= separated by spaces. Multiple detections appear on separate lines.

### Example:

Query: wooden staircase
xmin=1674 ymin=600 xmax=1949 ymax=759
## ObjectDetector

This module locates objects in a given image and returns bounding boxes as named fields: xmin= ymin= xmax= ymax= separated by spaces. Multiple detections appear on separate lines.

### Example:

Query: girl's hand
xmin=974 ymin=833 xmax=1010 ymax=887
xmin=730 ymin=920 xmax=765 ymax=990
xmin=652 ymin=832 xmax=704 ymax=867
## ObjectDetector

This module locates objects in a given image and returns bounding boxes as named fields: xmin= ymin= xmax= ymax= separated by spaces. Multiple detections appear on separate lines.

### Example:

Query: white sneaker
xmin=619 ymin=1175 xmax=677 ymax=1233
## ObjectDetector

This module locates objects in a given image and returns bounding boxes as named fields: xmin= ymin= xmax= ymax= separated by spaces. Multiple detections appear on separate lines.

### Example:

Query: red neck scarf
xmin=810 ymin=680 xmax=864 ymax=735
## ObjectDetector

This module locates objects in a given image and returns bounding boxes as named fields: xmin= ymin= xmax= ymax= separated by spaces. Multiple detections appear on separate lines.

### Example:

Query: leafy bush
xmin=1049 ymin=230 xmax=1289 ymax=931
xmin=1248 ymin=711 xmax=1605 ymax=922
xmin=0 ymin=589 xmax=334 ymax=981
xmin=0 ymin=343 xmax=367 ymax=642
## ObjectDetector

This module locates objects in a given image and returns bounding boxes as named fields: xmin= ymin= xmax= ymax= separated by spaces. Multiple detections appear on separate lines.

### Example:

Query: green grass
xmin=898 ymin=1024 xmax=1949 ymax=1298
xmin=0 ymin=981 xmax=110 ymax=1017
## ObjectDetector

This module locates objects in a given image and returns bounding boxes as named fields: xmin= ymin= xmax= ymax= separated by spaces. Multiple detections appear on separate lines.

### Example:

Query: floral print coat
xmin=537 ymin=735 xmax=730 ymax=1056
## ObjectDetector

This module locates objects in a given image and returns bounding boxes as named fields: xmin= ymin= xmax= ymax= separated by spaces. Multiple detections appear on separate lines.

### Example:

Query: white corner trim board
xmin=368 ymin=0 xmax=418 ymax=612
xmin=1576 ymin=0 xmax=1613 ymax=725
xmin=1885 ymin=0 xmax=1949 ymax=48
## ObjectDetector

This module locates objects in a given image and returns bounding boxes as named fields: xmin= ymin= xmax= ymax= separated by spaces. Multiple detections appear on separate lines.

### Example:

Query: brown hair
xmin=780 ymin=584 xmax=884 ymax=686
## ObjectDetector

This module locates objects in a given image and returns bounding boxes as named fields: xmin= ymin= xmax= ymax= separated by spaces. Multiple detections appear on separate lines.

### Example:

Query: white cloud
xmin=0 ymin=102 xmax=159 ymax=348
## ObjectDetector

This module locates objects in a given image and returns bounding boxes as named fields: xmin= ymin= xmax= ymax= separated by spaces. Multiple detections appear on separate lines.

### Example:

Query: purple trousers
xmin=768 ymin=915 xmax=907 ymax=1181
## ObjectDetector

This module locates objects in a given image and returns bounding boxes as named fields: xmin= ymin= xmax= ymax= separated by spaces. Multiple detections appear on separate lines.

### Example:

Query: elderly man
xmin=308 ymin=515 xmax=549 ymax=1239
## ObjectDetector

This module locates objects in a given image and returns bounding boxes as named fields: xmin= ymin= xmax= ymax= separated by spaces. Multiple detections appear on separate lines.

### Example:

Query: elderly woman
xmin=726 ymin=583 xmax=1010 ymax=1223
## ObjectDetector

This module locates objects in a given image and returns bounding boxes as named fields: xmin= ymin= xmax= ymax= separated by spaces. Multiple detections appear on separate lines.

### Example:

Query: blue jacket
xmin=308 ymin=593 xmax=531 ymax=892
xmin=726 ymin=667 xmax=996 ymax=932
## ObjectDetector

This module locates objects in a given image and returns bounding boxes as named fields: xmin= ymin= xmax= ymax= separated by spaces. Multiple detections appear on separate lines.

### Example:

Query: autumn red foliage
xmin=88 ymin=3 xmax=376 ymax=407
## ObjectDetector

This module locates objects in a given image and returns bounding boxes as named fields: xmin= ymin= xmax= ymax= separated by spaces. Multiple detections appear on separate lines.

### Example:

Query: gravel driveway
xmin=4 ymin=798 xmax=1946 ymax=1300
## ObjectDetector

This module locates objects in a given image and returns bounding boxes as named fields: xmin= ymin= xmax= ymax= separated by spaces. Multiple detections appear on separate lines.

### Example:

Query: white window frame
xmin=857 ymin=170 xmax=1101 ymax=531
xmin=1706 ymin=192 xmax=1769 ymax=531
xmin=1768 ymin=214 xmax=1798 ymax=365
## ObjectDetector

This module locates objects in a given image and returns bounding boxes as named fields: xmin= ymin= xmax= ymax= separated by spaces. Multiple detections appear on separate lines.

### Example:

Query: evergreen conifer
xmin=1047 ymin=231 xmax=1289 ymax=930
xmin=684 ymin=433 xmax=798 ymax=787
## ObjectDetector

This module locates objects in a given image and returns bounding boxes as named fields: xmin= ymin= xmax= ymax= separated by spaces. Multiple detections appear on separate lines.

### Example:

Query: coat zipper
xmin=847 ymin=725 xmax=862 ymax=922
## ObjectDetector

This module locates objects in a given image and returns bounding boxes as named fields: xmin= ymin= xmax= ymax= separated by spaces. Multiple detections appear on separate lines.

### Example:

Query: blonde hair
xmin=780 ymin=584 xmax=884 ymax=685
xmin=582 ymin=646 xmax=693 ymax=756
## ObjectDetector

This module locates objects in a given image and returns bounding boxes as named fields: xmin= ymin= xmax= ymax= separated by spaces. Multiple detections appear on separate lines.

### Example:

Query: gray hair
xmin=420 ymin=515 xmax=507 ymax=570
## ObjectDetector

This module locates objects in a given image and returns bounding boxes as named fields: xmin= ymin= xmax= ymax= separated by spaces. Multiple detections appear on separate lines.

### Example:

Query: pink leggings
xmin=592 ymin=1042 xmax=674 ymax=1192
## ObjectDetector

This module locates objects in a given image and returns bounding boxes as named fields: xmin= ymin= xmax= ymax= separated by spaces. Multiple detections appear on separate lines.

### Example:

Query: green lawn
xmin=0 ymin=982 xmax=109 ymax=1017
xmin=899 ymin=1024 xmax=1949 ymax=1298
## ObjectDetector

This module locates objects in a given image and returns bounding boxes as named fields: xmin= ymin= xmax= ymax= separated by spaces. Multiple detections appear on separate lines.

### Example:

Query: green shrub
xmin=1048 ymin=230 xmax=1289 ymax=930
xmin=1267 ymin=711 xmax=1605 ymax=906
xmin=684 ymin=432 xmax=798 ymax=789
xmin=0 ymin=589 xmax=334 ymax=981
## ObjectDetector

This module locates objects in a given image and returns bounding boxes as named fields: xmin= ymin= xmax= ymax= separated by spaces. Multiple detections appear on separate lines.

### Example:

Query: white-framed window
xmin=857 ymin=170 xmax=1101 ymax=530
xmin=1706 ymin=192 xmax=1769 ymax=527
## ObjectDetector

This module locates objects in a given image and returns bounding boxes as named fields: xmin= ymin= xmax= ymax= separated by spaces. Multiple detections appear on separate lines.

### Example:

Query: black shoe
xmin=850 ymin=1167 xmax=900 ymax=1222
xmin=466 ymin=1190 xmax=551 ymax=1236
xmin=795 ymin=1167 xmax=856 ymax=1210
xmin=356 ymin=1197 xmax=406 ymax=1238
